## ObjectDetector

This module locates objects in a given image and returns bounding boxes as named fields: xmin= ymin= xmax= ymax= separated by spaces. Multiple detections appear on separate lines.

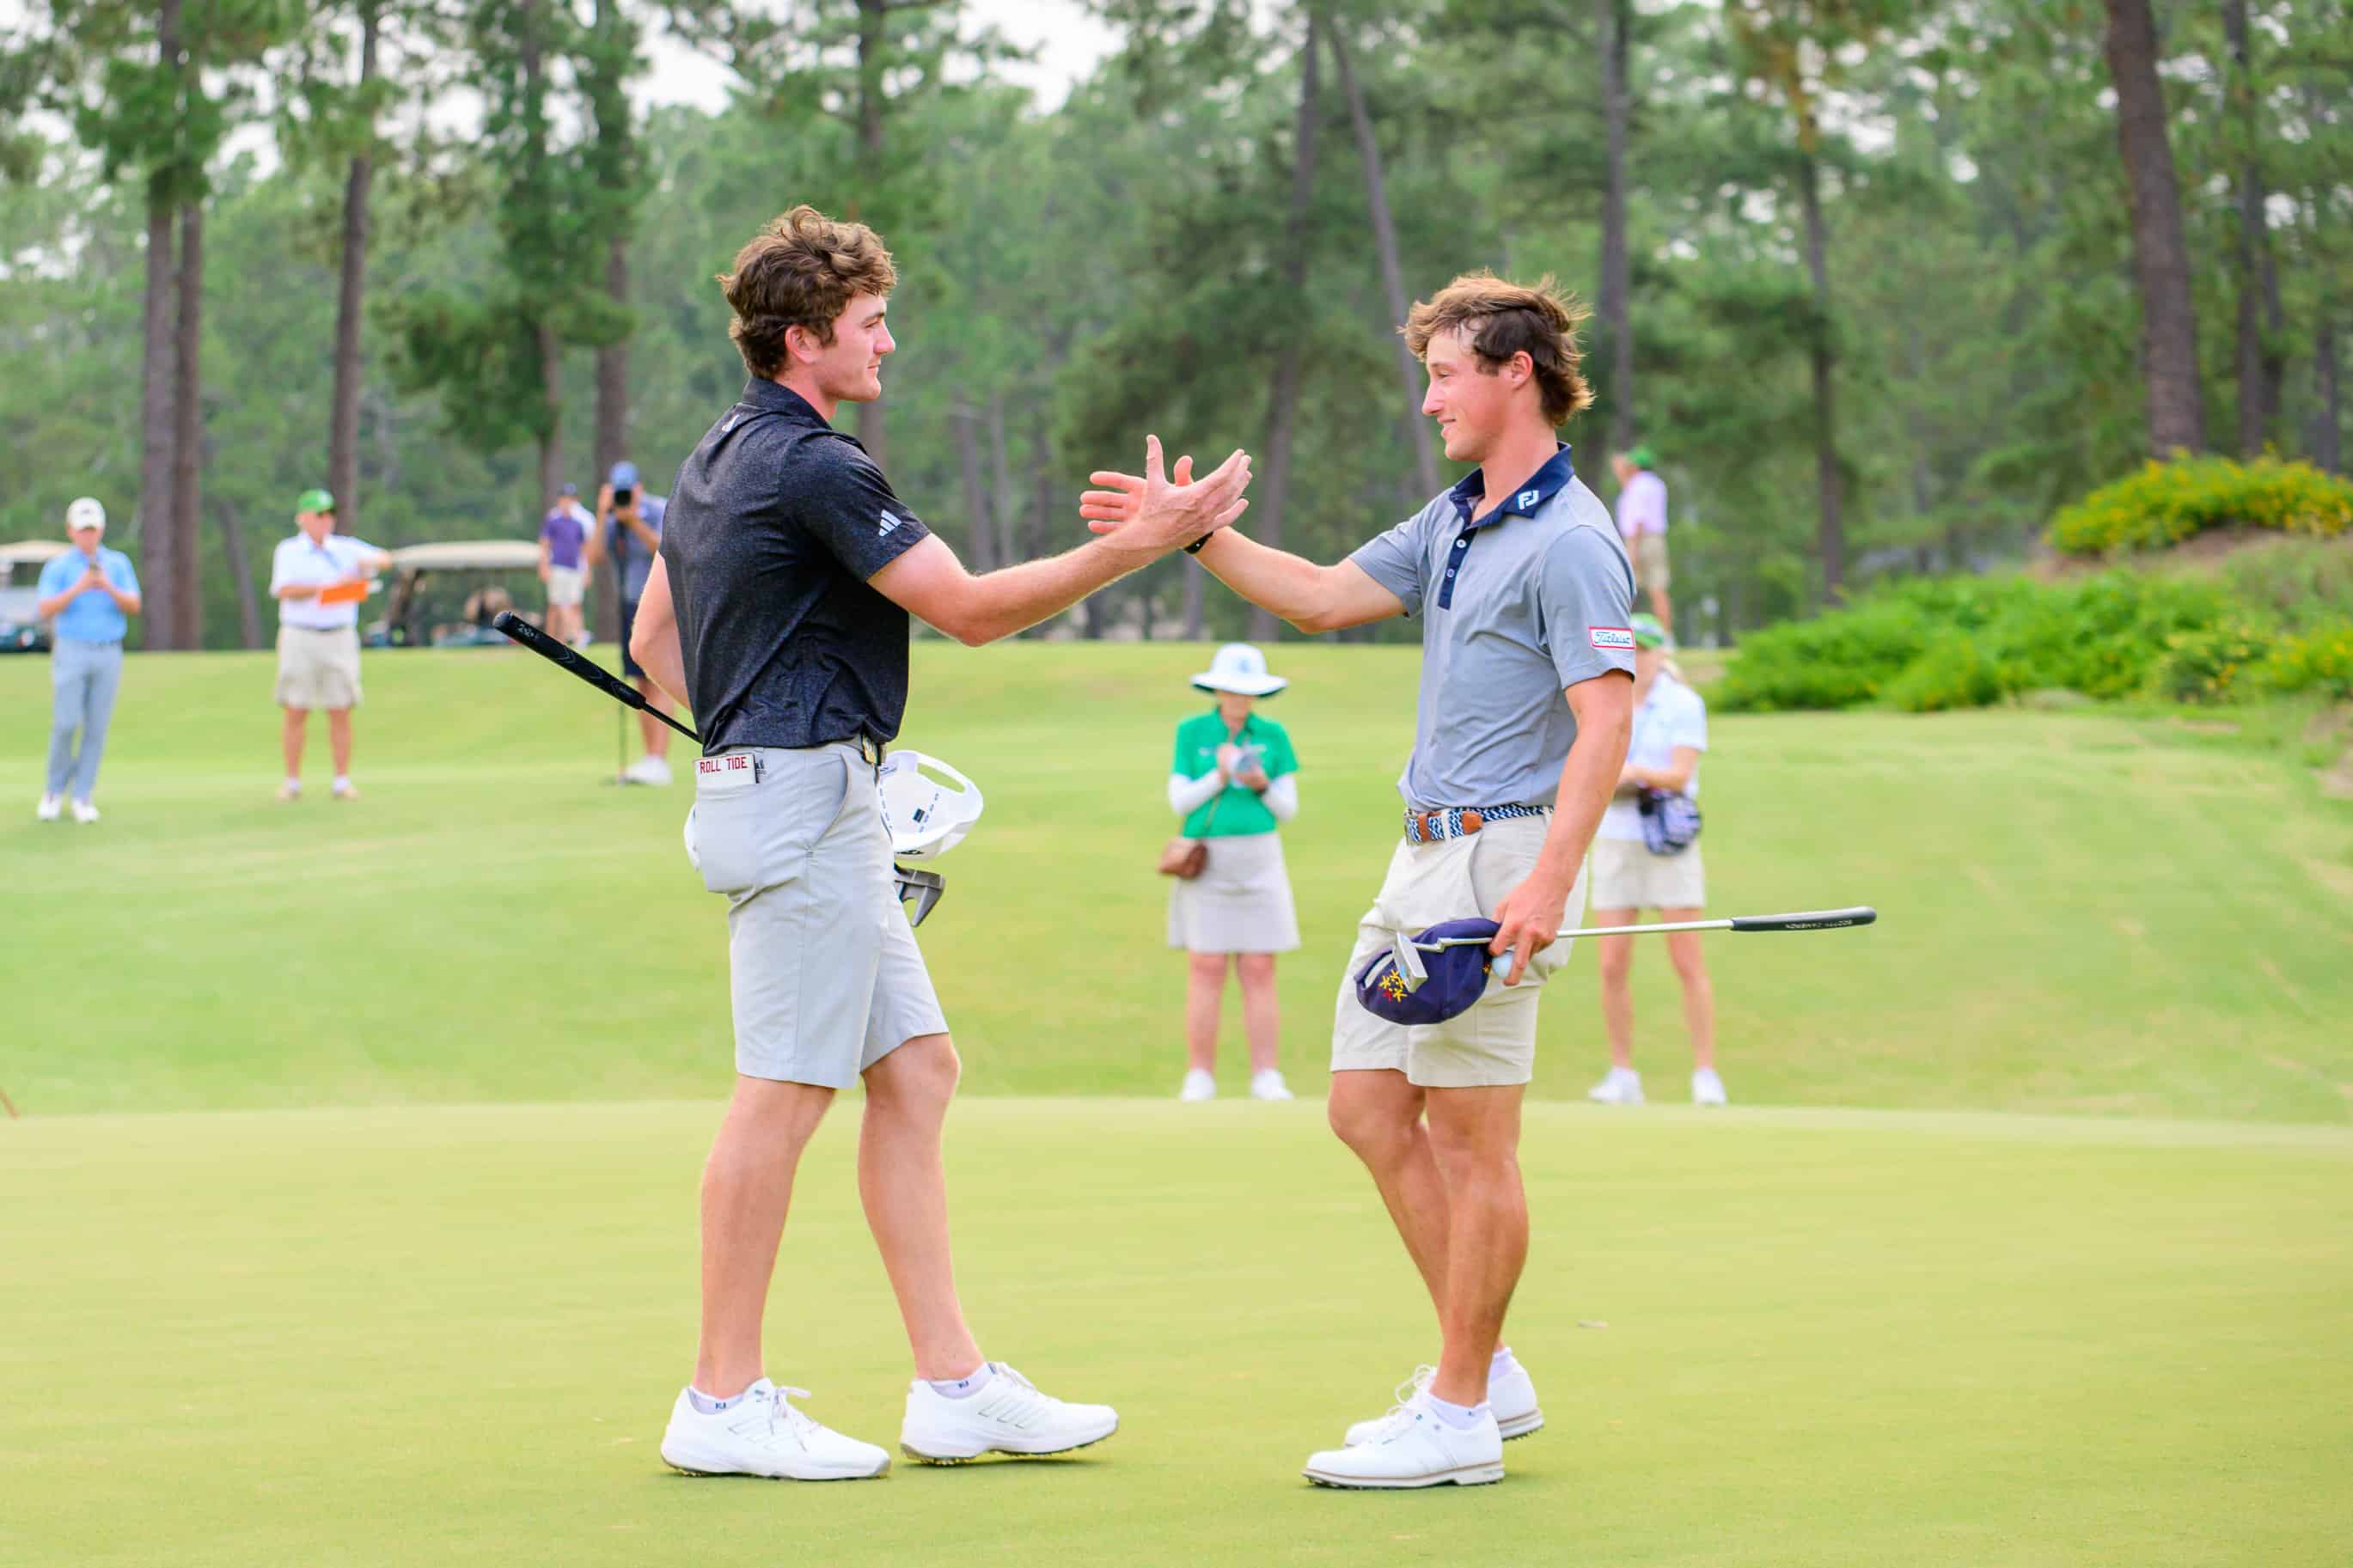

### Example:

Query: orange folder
xmin=316 ymin=579 xmax=369 ymax=606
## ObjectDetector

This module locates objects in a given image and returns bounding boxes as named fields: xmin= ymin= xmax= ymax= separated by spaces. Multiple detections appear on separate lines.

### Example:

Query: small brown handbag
xmin=1158 ymin=776 xmax=1225 ymax=879
xmin=1158 ymin=837 xmax=1208 ymax=879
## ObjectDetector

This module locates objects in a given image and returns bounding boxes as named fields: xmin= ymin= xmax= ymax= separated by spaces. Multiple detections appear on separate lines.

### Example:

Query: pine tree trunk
xmin=2222 ymin=0 xmax=2283 ymax=456
xmin=172 ymin=201 xmax=205 ymax=647
xmin=138 ymin=0 xmax=182 ymax=650
xmin=852 ymin=0 xmax=888 ymax=468
xmin=2316 ymin=319 xmax=2343 ymax=474
xmin=1598 ymin=0 xmax=1635 ymax=457
xmin=217 ymin=502 xmax=263 ymax=649
xmin=2101 ymin=0 xmax=2205 ymax=455
xmin=1328 ymin=17 xmax=1437 ymax=498
xmin=1251 ymin=8 xmax=1324 ymax=644
xmin=1182 ymin=560 xmax=1205 ymax=641
xmin=593 ymin=235 xmax=629 ymax=644
xmin=328 ymin=1 xmax=379 ymax=536
xmin=950 ymin=402 xmax=997 ymax=570
xmin=519 ymin=0 xmax=562 ymax=509
xmin=1795 ymin=147 xmax=1843 ymax=600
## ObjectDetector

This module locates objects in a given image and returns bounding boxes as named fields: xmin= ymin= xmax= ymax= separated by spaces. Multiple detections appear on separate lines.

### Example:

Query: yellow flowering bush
xmin=2049 ymin=456 xmax=2353 ymax=555
xmin=2258 ymin=623 xmax=2353 ymax=700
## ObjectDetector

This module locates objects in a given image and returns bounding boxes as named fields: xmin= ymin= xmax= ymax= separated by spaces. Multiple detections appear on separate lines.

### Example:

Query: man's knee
xmin=867 ymin=1033 xmax=960 ymax=1113
xmin=1327 ymin=1073 xmax=1421 ymax=1159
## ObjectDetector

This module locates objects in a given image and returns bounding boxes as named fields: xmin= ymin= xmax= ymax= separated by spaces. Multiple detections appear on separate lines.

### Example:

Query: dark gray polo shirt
xmin=660 ymin=378 xmax=932 ymax=753
xmin=1349 ymin=444 xmax=1635 ymax=808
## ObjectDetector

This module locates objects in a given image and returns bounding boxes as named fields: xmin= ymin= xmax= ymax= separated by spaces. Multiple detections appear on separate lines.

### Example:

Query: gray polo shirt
xmin=1349 ymin=444 xmax=1635 ymax=808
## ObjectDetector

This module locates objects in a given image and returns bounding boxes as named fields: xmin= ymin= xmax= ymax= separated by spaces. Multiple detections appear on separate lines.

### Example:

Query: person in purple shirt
xmin=538 ymin=482 xmax=594 ymax=649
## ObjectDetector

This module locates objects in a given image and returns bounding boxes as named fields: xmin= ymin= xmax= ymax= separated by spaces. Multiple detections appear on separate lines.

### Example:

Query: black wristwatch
xmin=1183 ymin=533 xmax=1213 ymax=556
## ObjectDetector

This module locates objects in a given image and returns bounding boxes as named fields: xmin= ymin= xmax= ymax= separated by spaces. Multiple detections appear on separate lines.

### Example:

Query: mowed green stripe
xmin=1 ymin=1100 xmax=2347 ymax=1566
xmin=3 ymin=644 xmax=2351 ymax=1118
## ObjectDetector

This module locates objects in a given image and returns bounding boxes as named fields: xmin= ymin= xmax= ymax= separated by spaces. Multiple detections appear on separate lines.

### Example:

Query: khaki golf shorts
xmin=544 ymin=564 xmax=584 ymax=608
xmin=1635 ymin=532 xmax=1671 ymax=593
xmin=1589 ymin=834 xmax=1706 ymax=912
xmin=683 ymin=742 xmax=947 ymax=1088
xmin=1329 ymin=814 xmax=1589 ymax=1089
xmin=275 ymin=625 xmax=363 ymax=711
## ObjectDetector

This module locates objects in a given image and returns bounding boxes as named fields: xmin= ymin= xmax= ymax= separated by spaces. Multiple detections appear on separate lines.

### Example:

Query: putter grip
xmin=1728 ymin=907 xmax=1878 ymax=932
xmin=493 ymin=610 xmax=646 ymax=711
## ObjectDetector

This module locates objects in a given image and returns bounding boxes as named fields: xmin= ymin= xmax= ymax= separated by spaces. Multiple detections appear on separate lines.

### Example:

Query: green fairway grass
xmin=3 ymin=1099 xmax=2347 ymax=1566
xmin=4 ymin=644 xmax=2351 ymax=1120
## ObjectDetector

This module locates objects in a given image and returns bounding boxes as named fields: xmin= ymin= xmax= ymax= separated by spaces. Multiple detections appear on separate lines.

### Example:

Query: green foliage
xmin=2258 ymin=622 xmax=2353 ymax=700
xmin=2049 ymin=455 xmax=2353 ymax=555
xmin=1714 ymin=570 xmax=2245 ymax=712
xmin=2150 ymin=621 xmax=2271 ymax=705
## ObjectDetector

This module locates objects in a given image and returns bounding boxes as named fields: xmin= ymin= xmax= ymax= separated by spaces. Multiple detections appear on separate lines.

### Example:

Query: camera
xmin=613 ymin=486 xmax=634 ymax=507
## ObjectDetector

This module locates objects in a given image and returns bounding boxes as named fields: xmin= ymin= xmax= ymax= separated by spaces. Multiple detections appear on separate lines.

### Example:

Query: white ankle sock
xmin=1424 ymin=1393 xmax=1490 ymax=1431
xmin=1489 ymin=1346 xmax=1517 ymax=1379
xmin=928 ymin=1362 xmax=990 ymax=1400
xmin=687 ymin=1384 xmax=752 ymax=1415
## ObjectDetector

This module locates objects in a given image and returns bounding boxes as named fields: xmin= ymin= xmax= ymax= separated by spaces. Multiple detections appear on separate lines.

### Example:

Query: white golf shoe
xmin=1342 ymin=1357 xmax=1543 ymax=1447
xmin=658 ymin=1380 xmax=889 ymax=1480
xmin=1178 ymin=1069 xmax=1216 ymax=1101
xmin=1249 ymin=1069 xmax=1294 ymax=1101
xmin=36 ymin=794 xmax=61 ymax=821
xmin=1692 ymin=1067 xmax=1729 ymax=1106
xmin=1305 ymin=1392 xmax=1504 ymax=1490
xmin=621 ymin=754 xmax=674 ymax=787
xmin=1587 ymin=1065 xmax=1644 ymax=1105
xmin=70 ymin=799 xmax=100 ymax=824
xmin=899 ymin=1362 xmax=1118 ymax=1462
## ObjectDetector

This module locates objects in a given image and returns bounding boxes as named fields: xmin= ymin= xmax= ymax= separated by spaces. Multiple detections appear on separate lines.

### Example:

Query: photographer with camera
xmin=586 ymin=460 xmax=678 ymax=785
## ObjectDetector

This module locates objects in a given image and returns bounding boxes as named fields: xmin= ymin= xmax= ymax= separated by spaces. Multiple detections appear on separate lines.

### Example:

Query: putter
xmin=492 ymin=610 xmax=950 ymax=925
xmin=1393 ymin=906 xmax=1877 ymax=992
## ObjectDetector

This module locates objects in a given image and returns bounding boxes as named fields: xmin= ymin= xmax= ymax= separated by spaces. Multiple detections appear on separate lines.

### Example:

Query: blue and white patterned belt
xmin=1402 ymin=804 xmax=1549 ymax=844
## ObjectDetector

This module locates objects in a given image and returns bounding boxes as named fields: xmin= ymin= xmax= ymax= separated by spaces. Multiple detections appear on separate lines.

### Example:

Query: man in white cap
xmin=34 ymin=497 xmax=142 ymax=822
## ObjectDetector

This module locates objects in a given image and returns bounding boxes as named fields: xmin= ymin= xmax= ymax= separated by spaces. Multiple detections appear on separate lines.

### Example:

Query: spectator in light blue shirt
xmin=34 ymin=497 xmax=142 ymax=823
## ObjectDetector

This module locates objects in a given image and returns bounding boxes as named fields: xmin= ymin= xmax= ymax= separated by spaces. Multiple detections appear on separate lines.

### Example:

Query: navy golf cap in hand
xmin=1354 ymin=918 xmax=1502 ymax=1026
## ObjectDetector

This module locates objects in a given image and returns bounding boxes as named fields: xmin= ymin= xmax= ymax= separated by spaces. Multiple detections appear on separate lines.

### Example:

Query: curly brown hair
xmin=1402 ymin=271 xmax=1593 ymax=426
xmin=718 ymin=205 xmax=899 ymax=379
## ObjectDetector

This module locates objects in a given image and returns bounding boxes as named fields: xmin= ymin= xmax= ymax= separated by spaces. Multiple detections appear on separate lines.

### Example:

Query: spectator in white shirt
xmin=268 ymin=488 xmax=391 ymax=802
xmin=1610 ymin=444 xmax=1672 ymax=633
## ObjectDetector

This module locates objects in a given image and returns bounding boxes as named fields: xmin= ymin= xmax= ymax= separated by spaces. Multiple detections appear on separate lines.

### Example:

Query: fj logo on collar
xmin=878 ymin=510 xmax=903 ymax=536
xmin=1590 ymin=625 xmax=1635 ymax=651
xmin=1518 ymin=489 xmax=1539 ymax=509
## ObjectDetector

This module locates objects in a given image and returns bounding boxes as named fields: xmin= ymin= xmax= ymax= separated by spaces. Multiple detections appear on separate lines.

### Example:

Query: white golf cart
xmin=369 ymin=540 xmax=549 ymax=649
xmin=0 ymin=540 xmax=70 ymax=654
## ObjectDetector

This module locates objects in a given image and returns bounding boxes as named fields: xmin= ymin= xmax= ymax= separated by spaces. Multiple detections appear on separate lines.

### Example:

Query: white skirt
xmin=1167 ymin=830 xmax=1302 ymax=955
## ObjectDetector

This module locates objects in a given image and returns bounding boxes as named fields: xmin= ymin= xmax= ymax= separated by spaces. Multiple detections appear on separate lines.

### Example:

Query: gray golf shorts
xmin=683 ymin=741 xmax=947 ymax=1088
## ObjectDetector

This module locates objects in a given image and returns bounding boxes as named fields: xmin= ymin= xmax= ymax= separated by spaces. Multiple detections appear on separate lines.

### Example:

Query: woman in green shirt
xmin=1167 ymin=643 xmax=1302 ymax=1102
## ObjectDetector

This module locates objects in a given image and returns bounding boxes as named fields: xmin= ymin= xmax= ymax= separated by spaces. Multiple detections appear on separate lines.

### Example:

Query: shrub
xmin=2049 ymin=455 xmax=2353 ymax=555
xmin=1885 ymin=633 xmax=2009 ymax=713
xmin=2150 ymin=623 xmax=2270 ymax=705
xmin=2258 ymin=623 xmax=2353 ymax=700
xmin=1713 ymin=599 xmax=1930 ymax=712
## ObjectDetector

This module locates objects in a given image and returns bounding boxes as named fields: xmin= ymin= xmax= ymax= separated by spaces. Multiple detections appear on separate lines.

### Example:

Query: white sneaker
xmin=621 ymin=754 xmax=674 ymax=786
xmin=1249 ymin=1069 xmax=1294 ymax=1101
xmin=36 ymin=794 xmax=61 ymax=821
xmin=70 ymin=799 xmax=100 ymax=824
xmin=1178 ymin=1068 xmax=1216 ymax=1101
xmin=1587 ymin=1066 xmax=1644 ymax=1105
xmin=1305 ymin=1391 xmax=1504 ymax=1490
xmin=658 ymin=1379 xmax=889 ymax=1480
xmin=1342 ymin=1358 xmax=1543 ymax=1447
xmin=1692 ymin=1067 xmax=1729 ymax=1106
xmin=900 ymin=1362 xmax=1118 ymax=1462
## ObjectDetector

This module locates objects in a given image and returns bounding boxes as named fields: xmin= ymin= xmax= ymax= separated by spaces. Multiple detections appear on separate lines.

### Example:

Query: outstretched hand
xmin=1077 ymin=439 xmax=1250 ymax=554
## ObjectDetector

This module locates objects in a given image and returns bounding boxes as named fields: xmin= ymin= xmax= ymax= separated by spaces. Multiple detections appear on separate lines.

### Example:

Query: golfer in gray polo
xmin=1083 ymin=270 xmax=1635 ymax=1490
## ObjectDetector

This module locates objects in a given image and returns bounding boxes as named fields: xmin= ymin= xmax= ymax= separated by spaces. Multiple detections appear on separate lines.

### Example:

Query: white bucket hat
xmin=66 ymin=497 xmax=107 ymax=535
xmin=1190 ymin=642 xmax=1288 ymax=698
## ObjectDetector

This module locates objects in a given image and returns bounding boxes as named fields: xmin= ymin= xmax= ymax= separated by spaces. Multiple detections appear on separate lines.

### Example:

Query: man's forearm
xmin=1537 ymin=715 xmax=1632 ymax=886
xmin=947 ymin=540 xmax=1156 ymax=646
xmin=637 ymin=624 xmax=688 ymax=709
xmin=1193 ymin=531 xmax=1338 ymax=631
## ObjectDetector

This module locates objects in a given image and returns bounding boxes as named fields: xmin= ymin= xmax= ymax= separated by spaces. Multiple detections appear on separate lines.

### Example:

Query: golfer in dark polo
xmin=626 ymin=204 xmax=1251 ymax=1480
xmin=1084 ymin=271 xmax=1635 ymax=1489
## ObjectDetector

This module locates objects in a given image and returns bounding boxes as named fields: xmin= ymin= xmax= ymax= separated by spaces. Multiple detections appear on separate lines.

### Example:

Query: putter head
xmin=895 ymin=864 xmax=946 ymax=928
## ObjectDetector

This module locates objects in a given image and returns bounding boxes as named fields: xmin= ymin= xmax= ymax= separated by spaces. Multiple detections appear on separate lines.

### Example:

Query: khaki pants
xmin=275 ymin=625 xmax=362 ymax=710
